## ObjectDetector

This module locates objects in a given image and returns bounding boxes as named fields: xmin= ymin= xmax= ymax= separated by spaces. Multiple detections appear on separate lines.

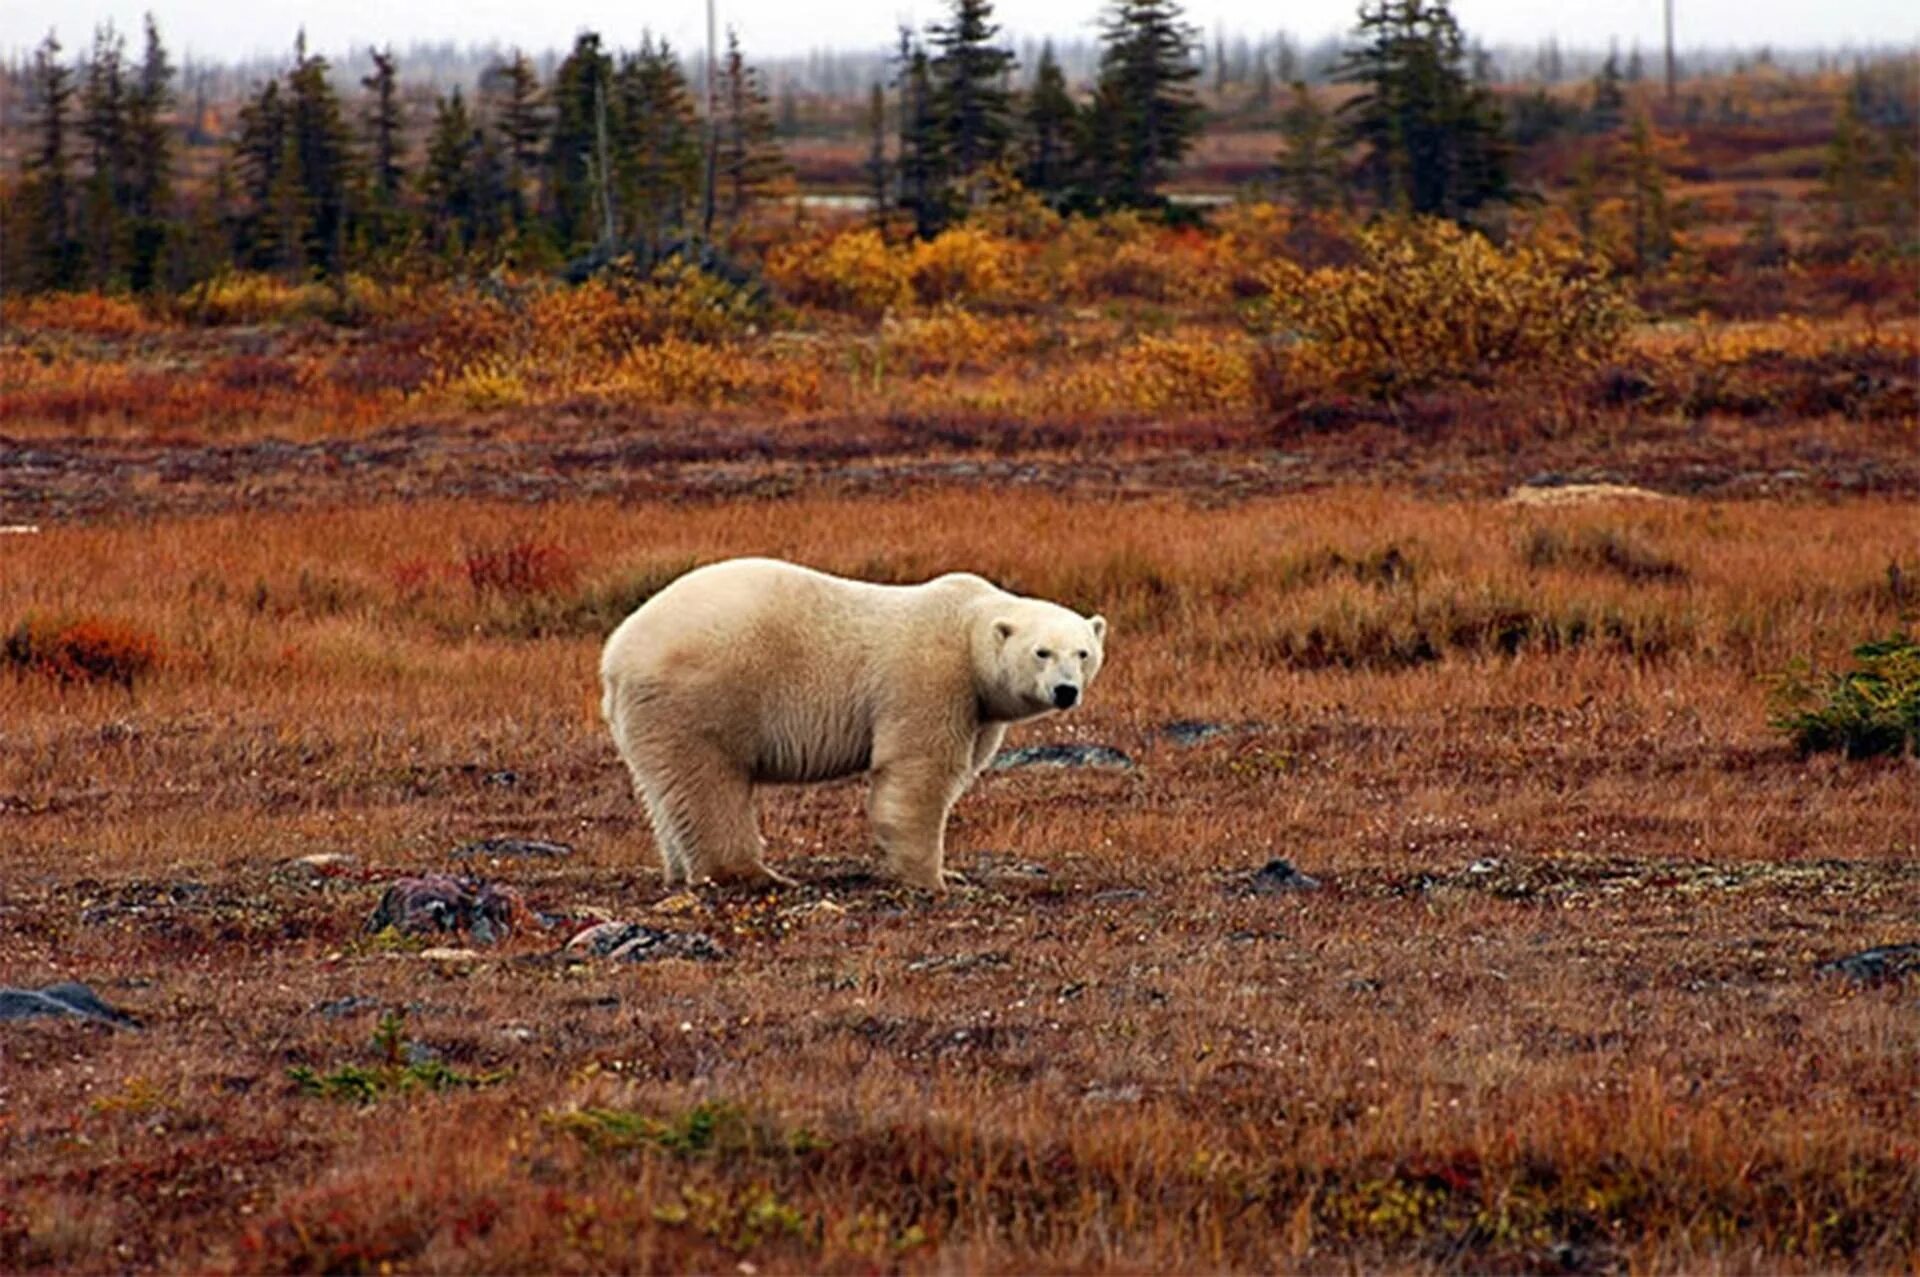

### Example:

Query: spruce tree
xmin=928 ymin=0 xmax=1016 ymax=187
xmin=1276 ymin=80 xmax=1339 ymax=211
xmin=422 ymin=88 xmax=478 ymax=250
xmin=80 ymin=23 xmax=131 ymax=286
xmin=716 ymin=28 xmax=791 ymax=226
xmin=547 ymin=32 xmax=614 ymax=251
xmin=21 ymin=31 xmax=80 ymax=290
xmin=1335 ymin=0 xmax=1511 ymax=219
xmin=1589 ymin=46 xmax=1626 ymax=134
xmin=484 ymin=50 xmax=545 ymax=226
xmin=1022 ymin=40 xmax=1077 ymax=198
xmin=1820 ymin=91 xmax=1867 ymax=242
xmin=125 ymin=15 xmax=174 ymax=288
xmin=360 ymin=47 xmax=403 ymax=209
xmin=234 ymin=77 xmax=296 ymax=268
xmin=1622 ymin=111 xmax=1673 ymax=272
xmin=895 ymin=31 xmax=947 ymax=236
xmin=285 ymin=33 xmax=356 ymax=276
xmin=1084 ymin=0 xmax=1203 ymax=208
xmin=614 ymin=38 xmax=701 ymax=255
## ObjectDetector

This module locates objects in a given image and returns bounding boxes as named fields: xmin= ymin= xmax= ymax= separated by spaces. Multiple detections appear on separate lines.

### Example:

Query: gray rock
xmin=1161 ymin=720 xmax=1233 ymax=746
xmin=366 ymin=875 xmax=524 ymax=945
xmin=1816 ymin=944 xmax=1920 ymax=986
xmin=314 ymin=995 xmax=382 ymax=1020
xmin=565 ymin=920 xmax=725 ymax=963
xmin=1239 ymin=858 xmax=1322 ymax=895
xmin=990 ymin=743 xmax=1135 ymax=771
xmin=0 ymin=981 xmax=139 ymax=1027
xmin=451 ymin=837 xmax=572 ymax=860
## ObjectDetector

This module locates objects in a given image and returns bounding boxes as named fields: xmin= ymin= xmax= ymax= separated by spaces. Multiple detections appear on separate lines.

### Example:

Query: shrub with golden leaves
xmin=593 ymin=337 xmax=754 ymax=407
xmin=766 ymin=228 xmax=912 ymax=318
xmin=0 ymin=293 xmax=154 ymax=337
xmin=1059 ymin=332 xmax=1256 ymax=413
xmin=1258 ymin=218 xmax=1637 ymax=399
xmin=907 ymin=226 xmax=1018 ymax=305
xmin=880 ymin=305 xmax=1036 ymax=375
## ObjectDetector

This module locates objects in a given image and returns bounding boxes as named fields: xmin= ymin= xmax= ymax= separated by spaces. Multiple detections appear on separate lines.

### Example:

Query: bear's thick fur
xmin=600 ymin=558 xmax=1107 ymax=890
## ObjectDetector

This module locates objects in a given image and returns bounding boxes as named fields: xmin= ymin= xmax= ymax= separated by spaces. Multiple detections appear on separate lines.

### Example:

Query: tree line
xmin=7 ymin=18 xmax=787 ymax=291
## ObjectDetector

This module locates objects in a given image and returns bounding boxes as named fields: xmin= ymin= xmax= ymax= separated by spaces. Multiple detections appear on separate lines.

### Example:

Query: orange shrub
xmin=1057 ymin=332 xmax=1256 ymax=412
xmin=5 ymin=615 xmax=162 ymax=688
xmin=765 ymin=228 xmax=912 ymax=318
xmin=0 ymin=293 xmax=155 ymax=337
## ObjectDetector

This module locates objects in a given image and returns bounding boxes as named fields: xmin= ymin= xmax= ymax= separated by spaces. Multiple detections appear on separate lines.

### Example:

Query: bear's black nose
xmin=1052 ymin=684 xmax=1079 ymax=709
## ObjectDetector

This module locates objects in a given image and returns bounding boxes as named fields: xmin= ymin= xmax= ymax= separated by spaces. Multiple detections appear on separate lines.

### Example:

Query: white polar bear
xmin=599 ymin=558 xmax=1107 ymax=891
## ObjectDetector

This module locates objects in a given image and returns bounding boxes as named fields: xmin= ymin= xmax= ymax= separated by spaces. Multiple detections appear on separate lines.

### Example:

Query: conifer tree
xmin=422 ymin=88 xmax=478 ymax=248
xmin=1276 ymin=80 xmax=1339 ymax=211
xmin=1820 ymin=91 xmax=1867 ymax=241
xmin=928 ymin=0 xmax=1016 ymax=186
xmin=716 ymin=28 xmax=791 ymax=226
xmin=234 ymin=77 xmax=295 ymax=268
xmin=80 ymin=23 xmax=132 ymax=285
xmin=360 ymin=47 xmax=403 ymax=209
xmin=547 ymin=32 xmax=615 ymax=251
xmin=615 ymin=38 xmax=702 ymax=254
xmin=1622 ymin=111 xmax=1673 ymax=272
xmin=1083 ymin=0 xmax=1203 ymax=208
xmin=1022 ymin=40 xmax=1077 ymax=198
xmin=895 ymin=31 xmax=947 ymax=236
xmin=20 ymin=31 xmax=80 ymax=290
xmin=124 ymin=14 xmax=175 ymax=288
xmin=484 ymin=50 xmax=545 ymax=226
xmin=1589 ymin=46 xmax=1626 ymax=133
xmin=1335 ymin=0 xmax=1511 ymax=219
xmin=285 ymin=33 xmax=356 ymax=275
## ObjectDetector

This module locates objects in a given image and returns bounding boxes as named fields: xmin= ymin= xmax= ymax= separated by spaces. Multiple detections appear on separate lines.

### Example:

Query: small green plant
xmin=1771 ymin=635 xmax=1920 ymax=758
xmin=548 ymin=1101 xmax=827 ymax=1158
xmin=288 ymin=1010 xmax=508 ymax=1101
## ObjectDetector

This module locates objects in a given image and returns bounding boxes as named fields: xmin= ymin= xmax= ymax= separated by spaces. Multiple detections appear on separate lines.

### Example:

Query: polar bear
xmin=599 ymin=558 xmax=1107 ymax=892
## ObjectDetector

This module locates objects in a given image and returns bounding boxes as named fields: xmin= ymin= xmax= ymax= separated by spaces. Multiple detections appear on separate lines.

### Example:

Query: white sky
xmin=4 ymin=0 xmax=1914 ymax=64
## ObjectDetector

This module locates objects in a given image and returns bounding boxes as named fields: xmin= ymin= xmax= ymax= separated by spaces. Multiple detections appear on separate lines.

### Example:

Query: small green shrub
xmin=1770 ymin=635 xmax=1920 ymax=758
xmin=549 ymin=1100 xmax=827 ymax=1158
xmin=288 ymin=1011 xmax=507 ymax=1101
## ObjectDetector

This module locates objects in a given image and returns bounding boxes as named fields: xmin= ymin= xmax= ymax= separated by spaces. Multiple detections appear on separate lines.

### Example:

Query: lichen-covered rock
xmin=990 ymin=743 xmax=1134 ymax=771
xmin=1238 ymin=858 xmax=1322 ymax=895
xmin=0 ymin=981 xmax=138 ymax=1027
xmin=1816 ymin=943 xmax=1920 ymax=986
xmin=365 ymin=875 xmax=524 ymax=945
xmin=565 ymin=920 xmax=726 ymax=963
xmin=451 ymin=837 xmax=573 ymax=860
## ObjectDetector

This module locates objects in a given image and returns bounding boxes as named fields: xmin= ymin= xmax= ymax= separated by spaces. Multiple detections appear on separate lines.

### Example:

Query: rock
xmin=1239 ymin=859 xmax=1322 ymax=895
xmin=314 ymin=995 xmax=381 ymax=1020
xmin=1090 ymin=888 xmax=1148 ymax=904
xmin=451 ymin=837 xmax=572 ymax=860
xmin=1816 ymin=943 xmax=1920 ymax=986
xmin=0 ymin=981 xmax=138 ymax=1027
xmin=990 ymin=743 xmax=1135 ymax=771
xmin=1505 ymin=482 xmax=1673 ymax=508
xmin=565 ymin=921 xmax=726 ymax=963
xmin=279 ymin=853 xmax=359 ymax=885
xmin=1161 ymin=720 xmax=1260 ymax=747
xmin=366 ymin=875 xmax=524 ymax=945
xmin=418 ymin=946 xmax=483 ymax=965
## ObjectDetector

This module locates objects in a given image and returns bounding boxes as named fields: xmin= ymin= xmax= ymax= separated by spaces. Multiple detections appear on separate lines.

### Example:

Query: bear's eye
xmin=1075 ymin=650 xmax=1088 ymax=660
xmin=1035 ymin=648 xmax=1053 ymax=660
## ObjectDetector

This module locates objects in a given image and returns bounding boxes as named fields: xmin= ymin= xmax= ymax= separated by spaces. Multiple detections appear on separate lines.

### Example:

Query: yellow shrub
xmin=766 ymin=228 xmax=912 ymax=318
xmin=594 ymin=338 xmax=752 ymax=407
xmin=1060 ymin=333 xmax=1256 ymax=412
xmin=881 ymin=305 xmax=1036 ymax=374
xmin=1258 ymin=218 xmax=1637 ymax=398
xmin=907 ymin=227 xmax=1017 ymax=305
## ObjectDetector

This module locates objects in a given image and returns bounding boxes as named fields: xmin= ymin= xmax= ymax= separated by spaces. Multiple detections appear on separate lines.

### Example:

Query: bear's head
xmin=976 ymin=599 xmax=1108 ymax=721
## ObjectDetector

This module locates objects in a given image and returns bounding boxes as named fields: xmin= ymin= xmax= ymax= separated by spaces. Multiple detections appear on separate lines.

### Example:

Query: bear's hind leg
xmin=656 ymin=750 xmax=793 ymax=888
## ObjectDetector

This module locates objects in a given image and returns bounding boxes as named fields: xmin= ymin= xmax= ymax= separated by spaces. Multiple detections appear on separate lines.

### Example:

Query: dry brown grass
xmin=3 ymin=489 xmax=1916 ymax=1272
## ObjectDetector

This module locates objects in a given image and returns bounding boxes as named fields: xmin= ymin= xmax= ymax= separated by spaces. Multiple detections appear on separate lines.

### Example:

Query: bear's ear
xmin=992 ymin=618 xmax=1017 ymax=645
xmin=1089 ymin=615 xmax=1108 ymax=644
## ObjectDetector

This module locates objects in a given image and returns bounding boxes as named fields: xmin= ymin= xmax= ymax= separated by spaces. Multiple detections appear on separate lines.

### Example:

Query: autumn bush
xmin=0 ymin=292 xmax=155 ymax=338
xmin=4 ymin=614 xmax=162 ymax=688
xmin=1257 ymin=218 xmax=1637 ymax=400
xmin=765 ymin=227 xmax=912 ymax=318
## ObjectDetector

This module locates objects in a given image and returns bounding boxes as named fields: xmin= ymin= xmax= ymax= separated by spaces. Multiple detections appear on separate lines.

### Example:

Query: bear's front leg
xmin=867 ymin=747 xmax=973 ymax=892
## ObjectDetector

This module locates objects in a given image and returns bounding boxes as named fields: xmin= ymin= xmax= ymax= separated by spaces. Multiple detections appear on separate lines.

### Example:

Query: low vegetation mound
xmin=1772 ymin=634 xmax=1920 ymax=758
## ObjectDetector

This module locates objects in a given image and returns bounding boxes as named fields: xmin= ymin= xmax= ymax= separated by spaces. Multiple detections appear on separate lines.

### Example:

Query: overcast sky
xmin=5 ymin=0 xmax=1914 ymax=64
